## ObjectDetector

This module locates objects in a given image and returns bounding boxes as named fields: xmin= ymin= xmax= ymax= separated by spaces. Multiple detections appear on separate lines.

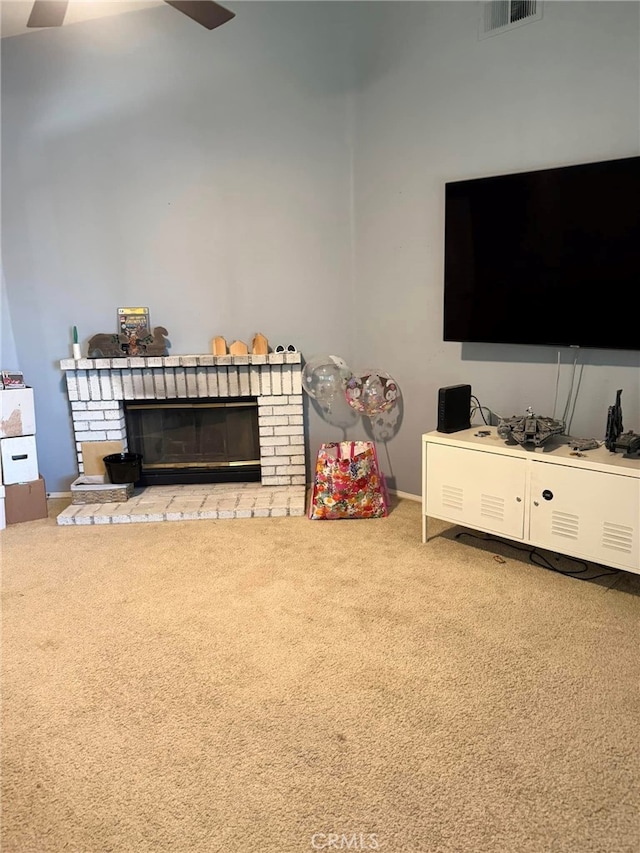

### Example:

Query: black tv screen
xmin=443 ymin=156 xmax=640 ymax=350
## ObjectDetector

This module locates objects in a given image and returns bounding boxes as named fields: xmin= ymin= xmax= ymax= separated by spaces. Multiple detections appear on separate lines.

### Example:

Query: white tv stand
xmin=421 ymin=427 xmax=640 ymax=574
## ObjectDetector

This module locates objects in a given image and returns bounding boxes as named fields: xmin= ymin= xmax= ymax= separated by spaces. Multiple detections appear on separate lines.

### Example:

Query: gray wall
xmin=2 ymin=1 xmax=639 ymax=496
xmin=1 ymin=273 xmax=19 ymax=369
xmin=1 ymin=1 xmax=357 ymax=492
xmin=351 ymin=0 xmax=640 ymax=495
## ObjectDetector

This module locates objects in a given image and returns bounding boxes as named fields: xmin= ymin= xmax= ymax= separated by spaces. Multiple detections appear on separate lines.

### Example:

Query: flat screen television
xmin=443 ymin=155 xmax=640 ymax=351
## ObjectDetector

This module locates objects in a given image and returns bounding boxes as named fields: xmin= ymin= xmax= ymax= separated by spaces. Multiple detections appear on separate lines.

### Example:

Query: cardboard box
xmin=5 ymin=475 xmax=48 ymax=524
xmin=81 ymin=440 xmax=124 ymax=476
xmin=0 ymin=387 xmax=36 ymax=438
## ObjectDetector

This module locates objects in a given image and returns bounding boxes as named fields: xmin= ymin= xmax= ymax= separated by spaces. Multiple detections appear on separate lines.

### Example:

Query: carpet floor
xmin=2 ymin=497 xmax=639 ymax=853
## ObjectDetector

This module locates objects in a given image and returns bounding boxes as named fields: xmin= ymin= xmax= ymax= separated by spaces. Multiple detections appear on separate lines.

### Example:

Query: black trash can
xmin=103 ymin=452 xmax=143 ymax=484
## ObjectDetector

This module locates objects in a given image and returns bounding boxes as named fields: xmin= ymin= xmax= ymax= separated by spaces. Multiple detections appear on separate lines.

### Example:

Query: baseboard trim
xmin=47 ymin=492 xmax=72 ymax=498
xmin=389 ymin=489 xmax=421 ymax=503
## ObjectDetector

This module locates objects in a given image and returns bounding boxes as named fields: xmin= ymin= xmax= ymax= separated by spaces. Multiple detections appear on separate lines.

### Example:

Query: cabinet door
xmin=425 ymin=444 xmax=526 ymax=539
xmin=529 ymin=462 xmax=640 ymax=572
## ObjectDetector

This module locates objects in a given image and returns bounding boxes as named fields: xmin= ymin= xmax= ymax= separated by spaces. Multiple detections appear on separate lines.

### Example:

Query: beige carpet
xmin=2 ymin=497 xmax=639 ymax=853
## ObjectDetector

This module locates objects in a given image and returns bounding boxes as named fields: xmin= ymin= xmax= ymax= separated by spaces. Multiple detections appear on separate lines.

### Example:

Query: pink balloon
xmin=345 ymin=371 xmax=400 ymax=416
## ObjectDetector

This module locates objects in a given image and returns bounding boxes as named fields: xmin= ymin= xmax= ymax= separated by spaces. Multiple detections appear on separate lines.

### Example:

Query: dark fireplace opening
xmin=124 ymin=398 xmax=261 ymax=486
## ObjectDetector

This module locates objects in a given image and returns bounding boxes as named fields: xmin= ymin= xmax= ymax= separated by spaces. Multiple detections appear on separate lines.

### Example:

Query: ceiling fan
xmin=26 ymin=1 xmax=235 ymax=31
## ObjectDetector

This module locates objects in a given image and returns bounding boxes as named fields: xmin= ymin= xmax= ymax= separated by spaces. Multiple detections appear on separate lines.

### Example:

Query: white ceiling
xmin=0 ymin=0 xmax=161 ymax=38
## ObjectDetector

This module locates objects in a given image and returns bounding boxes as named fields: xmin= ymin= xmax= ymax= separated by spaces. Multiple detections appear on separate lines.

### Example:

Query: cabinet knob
xmin=533 ymin=500 xmax=539 ymax=507
xmin=516 ymin=497 xmax=522 ymax=502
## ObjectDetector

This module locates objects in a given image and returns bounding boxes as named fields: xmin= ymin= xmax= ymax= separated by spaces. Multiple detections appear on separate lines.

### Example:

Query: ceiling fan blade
xmin=164 ymin=1 xmax=235 ymax=31
xmin=26 ymin=0 xmax=69 ymax=28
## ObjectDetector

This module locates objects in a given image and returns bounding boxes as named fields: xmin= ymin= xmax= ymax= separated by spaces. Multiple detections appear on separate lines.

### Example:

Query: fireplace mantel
xmin=60 ymin=353 xmax=302 ymax=370
xmin=60 ymin=352 xmax=306 ymax=488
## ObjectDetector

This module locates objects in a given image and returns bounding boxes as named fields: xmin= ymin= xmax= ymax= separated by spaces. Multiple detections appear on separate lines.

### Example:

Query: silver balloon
xmin=317 ymin=389 xmax=360 ymax=430
xmin=302 ymin=355 xmax=352 ymax=406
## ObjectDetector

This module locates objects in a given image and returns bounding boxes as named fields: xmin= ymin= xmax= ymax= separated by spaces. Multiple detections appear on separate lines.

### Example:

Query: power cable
xmin=453 ymin=530 xmax=619 ymax=581
xmin=470 ymin=394 xmax=489 ymax=425
xmin=552 ymin=350 xmax=561 ymax=419
xmin=561 ymin=348 xmax=580 ymax=428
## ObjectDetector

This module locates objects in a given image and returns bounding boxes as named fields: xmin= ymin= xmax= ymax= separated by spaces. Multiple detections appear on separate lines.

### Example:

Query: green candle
xmin=73 ymin=326 xmax=78 ymax=344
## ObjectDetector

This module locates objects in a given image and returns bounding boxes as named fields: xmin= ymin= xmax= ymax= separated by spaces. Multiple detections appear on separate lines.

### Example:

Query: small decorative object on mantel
xmin=212 ymin=336 xmax=227 ymax=356
xmin=118 ymin=306 xmax=149 ymax=336
xmin=251 ymin=333 xmax=268 ymax=355
xmin=229 ymin=340 xmax=249 ymax=356
xmin=144 ymin=326 xmax=170 ymax=356
xmin=88 ymin=326 xmax=170 ymax=358
xmin=88 ymin=332 xmax=129 ymax=358
xmin=72 ymin=325 xmax=81 ymax=360
xmin=117 ymin=307 xmax=150 ymax=355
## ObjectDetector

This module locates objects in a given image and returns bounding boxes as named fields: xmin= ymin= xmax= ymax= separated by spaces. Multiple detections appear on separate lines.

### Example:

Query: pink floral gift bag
xmin=309 ymin=441 xmax=389 ymax=520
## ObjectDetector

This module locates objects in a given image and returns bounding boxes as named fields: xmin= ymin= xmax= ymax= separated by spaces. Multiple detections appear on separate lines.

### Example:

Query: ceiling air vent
xmin=479 ymin=1 xmax=543 ymax=39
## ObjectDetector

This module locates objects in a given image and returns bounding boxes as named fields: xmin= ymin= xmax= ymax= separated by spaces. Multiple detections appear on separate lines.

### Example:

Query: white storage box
xmin=0 ymin=387 xmax=36 ymax=438
xmin=0 ymin=435 xmax=39 ymax=485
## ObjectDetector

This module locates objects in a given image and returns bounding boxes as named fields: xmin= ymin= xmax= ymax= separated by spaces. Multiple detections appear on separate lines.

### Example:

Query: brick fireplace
xmin=58 ymin=352 xmax=307 ymax=523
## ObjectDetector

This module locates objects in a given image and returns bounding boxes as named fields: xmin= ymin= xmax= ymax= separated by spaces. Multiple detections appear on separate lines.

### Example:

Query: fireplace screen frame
xmin=123 ymin=396 xmax=261 ymax=486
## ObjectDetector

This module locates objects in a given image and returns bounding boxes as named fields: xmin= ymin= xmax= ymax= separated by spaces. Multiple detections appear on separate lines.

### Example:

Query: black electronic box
xmin=437 ymin=384 xmax=472 ymax=433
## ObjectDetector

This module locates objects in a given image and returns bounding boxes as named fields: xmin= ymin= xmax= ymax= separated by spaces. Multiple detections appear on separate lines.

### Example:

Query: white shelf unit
xmin=422 ymin=427 xmax=640 ymax=574
xmin=0 ymin=388 xmax=38 ymax=524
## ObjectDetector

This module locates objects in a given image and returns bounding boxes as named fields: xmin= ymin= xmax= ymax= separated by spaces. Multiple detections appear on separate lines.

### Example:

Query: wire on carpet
xmin=453 ymin=530 xmax=620 ymax=581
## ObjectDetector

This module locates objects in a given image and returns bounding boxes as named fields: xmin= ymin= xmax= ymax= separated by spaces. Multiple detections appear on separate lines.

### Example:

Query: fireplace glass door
xmin=124 ymin=398 xmax=261 ymax=485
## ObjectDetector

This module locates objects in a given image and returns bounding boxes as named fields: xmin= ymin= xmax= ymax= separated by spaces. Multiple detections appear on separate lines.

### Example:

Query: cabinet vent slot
xmin=602 ymin=522 xmax=633 ymax=554
xmin=551 ymin=511 xmax=579 ymax=540
xmin=480 ymin=494 xmax=505 ymax=521
xmin=442 ymin=485 xmax=464 ymax=512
